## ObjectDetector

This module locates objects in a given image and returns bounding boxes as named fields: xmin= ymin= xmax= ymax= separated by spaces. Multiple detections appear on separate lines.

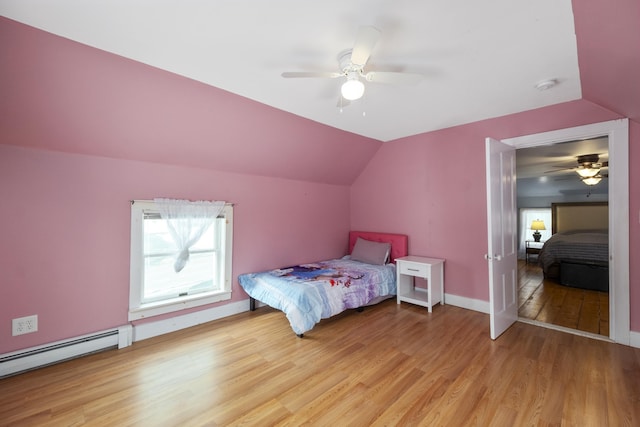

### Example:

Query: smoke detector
xmin=535 ymin=79 xmax=558 ymax=91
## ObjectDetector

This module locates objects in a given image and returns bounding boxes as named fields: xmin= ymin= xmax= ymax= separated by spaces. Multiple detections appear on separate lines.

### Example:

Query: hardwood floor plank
xmin=235 ymin=398 xmax=292 ymax=426
xmin=578 ymin=299 xmax=600 ymax=334
xmin=277 ymin=369 xmax=347 ymax=413
xmin=518 ymin=260 xmax=608 ymax=337
xmin=394 ymin=375 xmax=454 ymax=426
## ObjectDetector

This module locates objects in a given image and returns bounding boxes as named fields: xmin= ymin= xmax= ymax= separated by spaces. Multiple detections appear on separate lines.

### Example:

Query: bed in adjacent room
xmin=538 ymin=202 xmax=609 ymax=291
xmin=238 ymin=231 xmax=408 ymax=337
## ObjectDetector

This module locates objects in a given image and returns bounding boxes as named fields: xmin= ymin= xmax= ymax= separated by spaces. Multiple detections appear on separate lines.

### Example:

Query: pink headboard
xmin=348 ymin=231 xmax=408 ymax=263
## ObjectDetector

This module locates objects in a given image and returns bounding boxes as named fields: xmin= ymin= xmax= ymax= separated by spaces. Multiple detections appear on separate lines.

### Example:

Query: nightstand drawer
xmin=398 ymin=262 xmax=428 ymax=277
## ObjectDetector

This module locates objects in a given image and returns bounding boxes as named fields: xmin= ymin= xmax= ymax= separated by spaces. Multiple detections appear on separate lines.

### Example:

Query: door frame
xmin=500 ymin=119 xmax=629 ymax=345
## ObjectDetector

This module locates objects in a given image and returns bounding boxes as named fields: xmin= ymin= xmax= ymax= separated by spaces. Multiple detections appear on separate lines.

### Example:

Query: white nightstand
xmin=396 ymin=255 xmax=445 ymax=312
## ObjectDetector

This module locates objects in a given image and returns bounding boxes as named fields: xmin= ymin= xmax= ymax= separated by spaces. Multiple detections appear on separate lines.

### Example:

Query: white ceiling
xmin=0 ymin=0 xmax=582 ymax=142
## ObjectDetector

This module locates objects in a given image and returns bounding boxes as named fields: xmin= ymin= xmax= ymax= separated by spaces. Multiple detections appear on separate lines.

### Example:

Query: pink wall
xmin=0 ymin=144 xmax=352 ymax=353
xmin=572 ymin=0 xmax=640 ymax=123
xmin=629 ymin=119 xmax=640 ymax=332
xmin=0 ymin=17 xmax=382 ymax=187
xmin=351 ymin=101 xmax=640 ymax=332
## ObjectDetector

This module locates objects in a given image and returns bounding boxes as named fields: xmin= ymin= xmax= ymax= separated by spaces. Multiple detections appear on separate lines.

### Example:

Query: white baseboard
xmin=4 ymin=297 xmax=634 ymax=378
xmin=0 ymin=295 xmax=495 ymax=379
xmin=0 ymin=326 xmax=130 ymax=378
xmin=444 ymin=293 xmax=490 ymax=314
xmin=118 ymin=325 xmax=133 ymax=348
xmin=132 ymin=299 xmax=249 ymax=342
xmin=0 ymin=301 xmax=250 ymax=378
xmin=130 ymin=295 xmax=491 ymax=343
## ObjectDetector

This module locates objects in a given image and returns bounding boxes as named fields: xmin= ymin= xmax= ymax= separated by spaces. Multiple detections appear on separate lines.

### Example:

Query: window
xmin=129 ymin=200 xmax=233 ymax=320
xmin=518 ymin=208 xmax=551 ymax=258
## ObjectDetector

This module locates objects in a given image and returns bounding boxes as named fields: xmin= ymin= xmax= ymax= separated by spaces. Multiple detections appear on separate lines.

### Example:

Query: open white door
xmin=485 ymin=137 xmax=518 ymax=339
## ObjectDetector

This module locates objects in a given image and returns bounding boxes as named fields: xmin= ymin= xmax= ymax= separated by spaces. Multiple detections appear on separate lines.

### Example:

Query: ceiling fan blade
xmin=364 ymin=71 xmax=423 ymax=85
xmin=281 ymin=71 xmax=342 ymax=78
xmin=544 ymin=167 xmax=574 ymax=173
xmin=351 ymin=26 xmax=381 ymax=66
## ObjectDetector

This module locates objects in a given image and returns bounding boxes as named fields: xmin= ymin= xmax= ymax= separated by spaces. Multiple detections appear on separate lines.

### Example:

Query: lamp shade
xmin=530 ymin=220 xmax=546 ymax=231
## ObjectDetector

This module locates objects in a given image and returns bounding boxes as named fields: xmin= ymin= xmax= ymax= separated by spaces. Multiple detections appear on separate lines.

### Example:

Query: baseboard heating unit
xmin=0 ymin=325 xmax=131 ymax=378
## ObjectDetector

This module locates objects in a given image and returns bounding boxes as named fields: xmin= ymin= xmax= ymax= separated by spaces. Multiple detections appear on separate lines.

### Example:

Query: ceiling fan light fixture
xmin=341 ymin=75 xmax=365 ymax=100
xmin=576 ymin=166 xmax=600 ymax=178
xmin=582 ymin=175 xmax=602 ymax=186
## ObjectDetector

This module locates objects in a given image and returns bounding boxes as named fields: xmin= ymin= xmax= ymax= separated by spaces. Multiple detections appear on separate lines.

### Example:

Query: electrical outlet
xmin=12 ymin=315 xmax=38 ymax=336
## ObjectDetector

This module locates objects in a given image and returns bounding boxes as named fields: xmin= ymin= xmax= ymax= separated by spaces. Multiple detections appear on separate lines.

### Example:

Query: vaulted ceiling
xmin=1 ymin=0 xmax=638 ymax=143
xmin=1 ymin=1 xmax=638 ymax=191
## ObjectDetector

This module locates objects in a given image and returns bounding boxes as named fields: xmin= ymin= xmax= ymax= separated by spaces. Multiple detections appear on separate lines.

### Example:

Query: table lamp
xmin=530 ymin=219 xmax=546 ymax=242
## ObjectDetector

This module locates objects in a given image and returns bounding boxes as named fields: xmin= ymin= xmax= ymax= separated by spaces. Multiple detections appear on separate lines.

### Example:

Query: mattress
xmin=238 ymin=257 xmax=396 ymax=335
xmin=538 ymin=230 xmax=608 ymax=273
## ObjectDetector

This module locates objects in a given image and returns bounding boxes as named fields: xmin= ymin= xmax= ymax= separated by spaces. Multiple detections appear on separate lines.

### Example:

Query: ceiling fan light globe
xmin=341 ymin=79 xmax=365 ymax=100
xmin=582 ymin=176 xmax=602 ymax=186
xmin=576 ymin=166 xmax=600 ymax=178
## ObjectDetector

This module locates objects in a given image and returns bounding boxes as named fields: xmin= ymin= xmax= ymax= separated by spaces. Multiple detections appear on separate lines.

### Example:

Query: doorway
xmin=499 ymin=119 xmax=629 ymax=345
xmin=515 ymin=138 xmax=609 ymax=336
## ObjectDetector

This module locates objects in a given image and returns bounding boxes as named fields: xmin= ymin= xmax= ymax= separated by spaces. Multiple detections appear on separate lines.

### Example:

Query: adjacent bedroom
xmin=516 ymin=137 xmax=610 ymax=337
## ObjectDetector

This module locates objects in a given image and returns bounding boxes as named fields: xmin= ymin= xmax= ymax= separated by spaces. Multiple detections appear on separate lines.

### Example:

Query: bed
xmin=238 ymin=231 xmax=408 ymax=337
xmin=538 ymin=202 xmax=609 ymax=291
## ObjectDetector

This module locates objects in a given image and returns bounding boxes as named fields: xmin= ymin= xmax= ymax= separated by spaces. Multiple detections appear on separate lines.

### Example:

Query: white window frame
xmin=128 ymin=200 xmax=233 ymax=321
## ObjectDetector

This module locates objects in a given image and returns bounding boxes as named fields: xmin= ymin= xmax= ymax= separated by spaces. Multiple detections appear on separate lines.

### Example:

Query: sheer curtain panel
xmin=154 ymin=199 xmax=226 ymax=272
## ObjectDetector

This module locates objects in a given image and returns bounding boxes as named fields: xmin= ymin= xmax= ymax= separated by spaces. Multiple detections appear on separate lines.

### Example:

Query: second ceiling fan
xmin=548 ymin=153 xmax=609 ymax=186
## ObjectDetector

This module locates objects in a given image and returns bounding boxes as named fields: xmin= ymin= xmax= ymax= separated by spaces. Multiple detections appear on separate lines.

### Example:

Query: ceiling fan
xmin=547 ymin=153 xmax=609 ymax=173
xmin=548 ymin=153 xmax=609 ymax=185
xmin=281 ymin=26 xmax=424 ymax=103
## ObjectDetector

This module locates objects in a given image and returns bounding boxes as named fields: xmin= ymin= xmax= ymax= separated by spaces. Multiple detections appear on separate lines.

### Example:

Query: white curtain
xmin=518 ymin=208 xmax=552 ymax=258
xmin=154 ymin=198 xmax=226 ymax=272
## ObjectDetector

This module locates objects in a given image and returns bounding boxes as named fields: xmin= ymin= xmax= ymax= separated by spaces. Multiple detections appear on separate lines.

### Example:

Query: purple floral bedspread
xmin=238 ymin=258 xmax=396 ymax=335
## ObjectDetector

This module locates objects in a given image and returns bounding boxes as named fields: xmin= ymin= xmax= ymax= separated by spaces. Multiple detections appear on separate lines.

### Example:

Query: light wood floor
xmin=2 ymin=300 xmax=639 ymax=426
xmin=518 ymin=260 xmax=609 ymax=337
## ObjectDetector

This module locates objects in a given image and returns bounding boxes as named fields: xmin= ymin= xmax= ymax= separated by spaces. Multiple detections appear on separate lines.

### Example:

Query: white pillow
xmin=351 ymin=237 xmax=391 ymax=265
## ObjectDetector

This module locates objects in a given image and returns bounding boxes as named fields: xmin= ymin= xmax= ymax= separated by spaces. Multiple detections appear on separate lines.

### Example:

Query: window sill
xmin=128 ymin=291 xmax=231 ymax=321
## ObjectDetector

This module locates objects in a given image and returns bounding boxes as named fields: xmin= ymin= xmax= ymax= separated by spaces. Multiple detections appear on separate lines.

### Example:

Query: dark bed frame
xmin=546 ymin=202 xmax=609 ymax=291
